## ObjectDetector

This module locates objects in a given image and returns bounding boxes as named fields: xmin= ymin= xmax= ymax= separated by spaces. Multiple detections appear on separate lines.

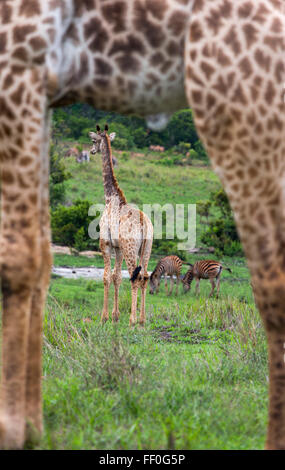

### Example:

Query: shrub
xmin=200 ymin=189 xmax=243 ymax=256
xmin=51 ymin=200 xmax=100 ymax=251
xmin=49 ymin=144 xmax=70 ymax=208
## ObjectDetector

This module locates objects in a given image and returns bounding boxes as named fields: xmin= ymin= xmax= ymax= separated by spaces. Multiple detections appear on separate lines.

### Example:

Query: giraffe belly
xmin=49 ymin=0 xmax=192 ymax=116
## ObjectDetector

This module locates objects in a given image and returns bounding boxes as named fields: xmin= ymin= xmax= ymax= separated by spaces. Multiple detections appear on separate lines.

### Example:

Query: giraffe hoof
xmin=0 ymin=415 xmax=25 ymax=450
xmin=112 ymin=311 xmax=120 ymax=322
xmin=101 ymin=316 xmax=108 ymax=324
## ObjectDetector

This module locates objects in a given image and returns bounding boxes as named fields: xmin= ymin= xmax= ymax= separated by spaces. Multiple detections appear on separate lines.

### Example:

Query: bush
xmin=51 ymin=200 xmax=100 ymax=251
xmin=200 ymin=189 xmax=243 ymax=256
xmin=49 ymin=144 xmax=70 ymax=208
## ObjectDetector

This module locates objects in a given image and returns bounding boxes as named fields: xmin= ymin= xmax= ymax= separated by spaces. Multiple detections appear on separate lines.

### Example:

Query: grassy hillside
xmin=61 ymin=147 xmax=220 ymax=247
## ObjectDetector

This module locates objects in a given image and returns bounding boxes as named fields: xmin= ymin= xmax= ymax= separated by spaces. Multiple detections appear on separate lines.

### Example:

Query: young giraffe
xmin=89 ymin=124 xmax=153 ymax=325
xmin=0 ymin=0 xmax=284 ymax=450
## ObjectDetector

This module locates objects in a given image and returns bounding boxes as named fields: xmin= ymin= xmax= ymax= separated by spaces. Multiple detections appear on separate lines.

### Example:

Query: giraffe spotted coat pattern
xmin=0 ymin=0 xmax=284 ymax=450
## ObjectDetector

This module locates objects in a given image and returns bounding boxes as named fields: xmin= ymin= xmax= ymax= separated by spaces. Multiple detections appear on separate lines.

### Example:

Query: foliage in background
xmin=51 ymin=200 xmax=100 ymax=252
xmin=200 ymin=189 xmax=243 ymax=256
xmin=49 ymin=144 xmax=71 ymax=208
xmin=52 ymin=104 xmax=209 ymax=161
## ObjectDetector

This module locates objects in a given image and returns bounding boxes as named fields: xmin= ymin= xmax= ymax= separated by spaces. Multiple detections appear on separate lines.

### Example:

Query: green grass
xmin=37 ymin=256 xmax=268 ymax=450
xmin=63 ymin=149 xmax=220 ymax=244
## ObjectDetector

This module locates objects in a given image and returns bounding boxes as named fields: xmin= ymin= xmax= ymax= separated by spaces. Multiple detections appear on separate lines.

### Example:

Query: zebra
xmin=182 ymin=260 xmax=232 ymax=298
xmin=149 ymin=255 xmax=191 ymax=295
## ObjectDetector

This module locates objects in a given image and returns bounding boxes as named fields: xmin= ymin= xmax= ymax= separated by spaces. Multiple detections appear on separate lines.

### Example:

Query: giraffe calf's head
xmin=89 ymin=124 xmax=116 ymax=154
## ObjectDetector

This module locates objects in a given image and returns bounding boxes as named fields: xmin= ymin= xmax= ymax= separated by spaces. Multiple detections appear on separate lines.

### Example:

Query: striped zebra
xmin=149 ymin=255 xmax=190 ymax=295
xmin=182 ymin=260 xmax=232 ymax=298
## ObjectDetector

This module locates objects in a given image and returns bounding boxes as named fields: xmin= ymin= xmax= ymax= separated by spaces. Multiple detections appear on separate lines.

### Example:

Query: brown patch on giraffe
xmin=271 ymin=17 xmax=283 ymax=34
xmin=0 ymin=97 xmax=16 ymax=120
xmin=206 ymin=7 xmax=223 ymax=34
xmin=200 ymin=61 xmax=215 ymax=80
xmin=206 ymin=93 xmax=216 ymax=109
xmin=242 ymin=23 xmax=258 ymax=49
xmin=12 ymin=47 xmax=29 ymax=62
xmin=168 ymin=10 xmax=187 ymax=36
xmin=238 ymin=2 xmax=253 ymax=17
xmin=3 ymin=74 xmax=14 ymax=90
xmin=102 ymin=2 xmax=127 ymax=33
xmin=150 ymin=52 xmax=165 ymax=66
xmin=224 ymin=26 xmax=241 ymax=55
xmin=0 ymin=2 xmax=12 ymax=23
xmin=166 ymin=40 xmax=181 ymax=57
xmin=74 ymin=0 xmax=94 ymax=16
xmin=253 ymin=3 xmax=270 ymax=24
xmin=29 ymin=36 xmax=47 ymax=51
xmin=190 ymin=20 xmax=203 ymax=42
xmin=264 ymin=35 xmax=283 ymax=52
xmin=10 ymin=83 xmax=25 ymax=106
xmin=239 ymin=57 xmax=253 ymax=79
xmin=191 ymin=90 xmax=202 ymax=104
xmin=254 ymin=49 xmax=271 ymax=72
xmin=217 ymin=49 xmax=231 ymax=67
xmin=116 ymin=54 xmax=140 ymax=73
xmin=213 ymin=75 xmax=228 ymax=95
xmin=160 ymin=60 xmax=172 ymax=74
xmin=13 ymin=25 xmax=36 ymax=43
xmin=19 ymin=0 xmax=41 ymax=17
xmin=1 ymin=170 xmax=15 ymax=184
xmin=95 ymin=57 xmax=113 ymax=75
xmin=109 ymin=34 xmax=145 ymax=56
xmin=265 ymin=80 xmax=276 ymax=105
xmin=0 ymin=32 xmax=7 ymax=54
xmin=146 ymin=0 xmax=167 ymax=20
xmin=133 ymin=1 xmax=165 ymax=48
xmin=85 ymin=17 xmax=109 ymax=53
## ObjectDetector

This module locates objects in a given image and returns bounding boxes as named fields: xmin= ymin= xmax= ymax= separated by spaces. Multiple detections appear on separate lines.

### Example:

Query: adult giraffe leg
xmin=25 ymin=111 xmax=53 ymax=444
xmin=186 ymin=3 xmax=285 ymax=448
xmin=0 ymin=69 xmax=47 ymax=449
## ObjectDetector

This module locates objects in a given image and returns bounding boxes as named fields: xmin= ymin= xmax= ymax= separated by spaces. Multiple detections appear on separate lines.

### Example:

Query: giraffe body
xmin=0 ymin=0 xmax=284 ymax=450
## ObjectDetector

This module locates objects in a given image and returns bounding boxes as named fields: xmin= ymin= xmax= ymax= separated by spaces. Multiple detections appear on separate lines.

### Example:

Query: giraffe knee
xmin=0 ymin=236 xmax=41 ymax=293
xmin=254 ymin=276 xmax=285 ymax=332
xmin=140 ymin=274 xmax=149 ymax=289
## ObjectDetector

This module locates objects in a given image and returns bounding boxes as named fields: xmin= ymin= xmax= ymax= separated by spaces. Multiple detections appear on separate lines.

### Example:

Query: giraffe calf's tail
xmin=224 ymin=266 xmax=232 ymax=273
xmin=130 ymin=266 xmax=142 ymax=282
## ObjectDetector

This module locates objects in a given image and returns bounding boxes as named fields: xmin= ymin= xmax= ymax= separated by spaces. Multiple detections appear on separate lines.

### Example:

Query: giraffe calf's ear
xmin=109 ymin=132 xmax=116 ymax=141
xmin=105 ymin=123 xmax=109 ymax=131
xmin=96 ymin=125 xmax=100 ymax=132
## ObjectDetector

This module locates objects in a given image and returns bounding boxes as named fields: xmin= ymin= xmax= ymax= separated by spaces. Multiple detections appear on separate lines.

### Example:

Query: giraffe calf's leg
xmin=0 ymin=234 xmax=41 ymax=449
xmin=139 ymin=274 xmax=149 ymax=326
xmin=100 ymin=241 xmax=112 ymax=323
xmin=112 ymin=248 xmax=123 ymax=322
